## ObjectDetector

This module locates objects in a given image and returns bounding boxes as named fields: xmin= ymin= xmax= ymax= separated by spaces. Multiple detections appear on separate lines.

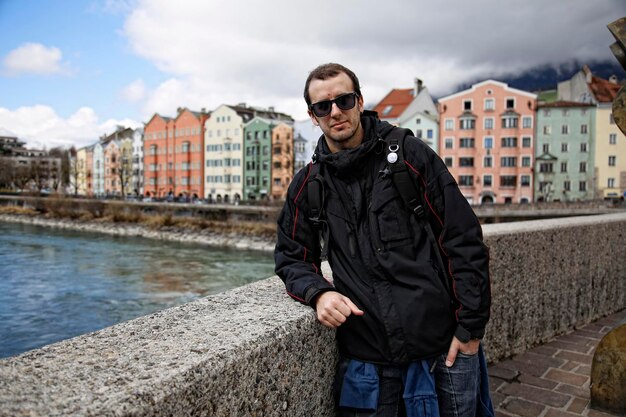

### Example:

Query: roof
xmin=588 ymin=75 xmax=621 ymax=103
xmin=439 ymin=79 xmax=537 ymax=102
xmin=538 ymin=100 xmax=595 ymax=109
xmin=372 ymin=88 xmax=414 ymax=119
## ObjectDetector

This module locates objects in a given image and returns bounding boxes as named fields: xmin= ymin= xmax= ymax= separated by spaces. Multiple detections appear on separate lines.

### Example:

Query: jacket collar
xmin=313 ymin=111 xmax=386 ymax=175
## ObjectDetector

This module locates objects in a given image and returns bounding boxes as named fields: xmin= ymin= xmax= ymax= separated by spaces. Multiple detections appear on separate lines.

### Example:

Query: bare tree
xmin=0 ymin=157 xmax=15 ymax=189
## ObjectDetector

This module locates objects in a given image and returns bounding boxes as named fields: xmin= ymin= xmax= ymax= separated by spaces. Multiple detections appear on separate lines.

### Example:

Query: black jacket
xmin=274 ymin=112 xmax=490 ymax=365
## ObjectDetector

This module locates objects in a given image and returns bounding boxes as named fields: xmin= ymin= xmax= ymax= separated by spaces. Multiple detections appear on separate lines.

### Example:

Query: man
xmin=275 ymin=63 xmax=492 ymax=417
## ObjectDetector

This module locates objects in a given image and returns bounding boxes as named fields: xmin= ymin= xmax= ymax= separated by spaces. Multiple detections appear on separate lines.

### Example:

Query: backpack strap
xmin=307 ymin=154 xmax=330 ymax=260
xmin=383 ymin=130 xmax=451 ymax=296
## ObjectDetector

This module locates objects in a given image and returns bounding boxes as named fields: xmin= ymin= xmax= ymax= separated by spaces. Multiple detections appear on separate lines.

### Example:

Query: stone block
xmin=590 ymin=323 xmax=626 ymax=415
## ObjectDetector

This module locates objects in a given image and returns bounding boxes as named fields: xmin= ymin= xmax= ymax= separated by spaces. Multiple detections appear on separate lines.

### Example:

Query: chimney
xmin=583 ymin=65 xmax=592 ymax=83
xmin=268 ymin=106 xmax=275 ymax=112
xmin=414 ymin=78 xmax=423 ymax=97
xmin=201 ymin=107 xmax=206 ymax=114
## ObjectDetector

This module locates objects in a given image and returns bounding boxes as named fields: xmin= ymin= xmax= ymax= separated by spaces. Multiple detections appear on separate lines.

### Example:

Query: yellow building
xmin=595 ymin=103 xmax=626 ymax=199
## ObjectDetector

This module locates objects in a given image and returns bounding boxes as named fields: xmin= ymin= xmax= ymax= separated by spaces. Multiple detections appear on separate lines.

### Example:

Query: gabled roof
xmin=588 ymin=75 xmax=621 ymax=103
xmin=439 ymin=79 xmax=537 ymax=102
xmin=226 ymin=104 xmax=294 ymax=124
xmin=372 ymin=88 xmax=414 ymax=119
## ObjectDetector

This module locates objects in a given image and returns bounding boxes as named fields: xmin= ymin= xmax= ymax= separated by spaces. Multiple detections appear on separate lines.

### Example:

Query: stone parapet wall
xmin=1 ymin=213 xmax=625 ymax=416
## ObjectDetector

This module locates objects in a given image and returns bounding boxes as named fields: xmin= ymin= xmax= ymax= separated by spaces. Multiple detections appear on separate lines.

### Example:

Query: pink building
xmin=438 ymin=80 xmax=537 ymax=204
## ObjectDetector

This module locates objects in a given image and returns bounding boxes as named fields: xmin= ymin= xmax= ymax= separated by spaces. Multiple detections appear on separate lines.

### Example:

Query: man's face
xmin=307 ymin=72 xmax=364 ymax=152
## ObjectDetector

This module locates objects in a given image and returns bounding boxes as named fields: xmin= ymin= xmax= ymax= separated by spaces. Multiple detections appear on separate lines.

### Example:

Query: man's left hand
xmin=445 ymin=336 xmax=480 ymax=367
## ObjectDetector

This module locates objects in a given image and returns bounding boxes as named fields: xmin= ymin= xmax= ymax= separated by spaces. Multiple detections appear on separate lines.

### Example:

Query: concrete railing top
xmin=482 ymin=211 xmax=626 ymax=236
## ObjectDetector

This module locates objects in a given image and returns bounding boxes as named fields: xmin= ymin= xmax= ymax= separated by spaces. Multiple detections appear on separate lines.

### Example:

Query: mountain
xmin=456 ymin=60 xmax=626 ymax=94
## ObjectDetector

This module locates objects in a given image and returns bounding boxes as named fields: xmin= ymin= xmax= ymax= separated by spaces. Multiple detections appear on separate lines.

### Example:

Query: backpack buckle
xmin=413 ymin=204 xmax=425 ymax=218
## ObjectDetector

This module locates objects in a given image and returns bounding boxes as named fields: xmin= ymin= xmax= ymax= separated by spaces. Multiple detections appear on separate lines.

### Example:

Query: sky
xmin=1 ymin=0 xmax=625 ymax=149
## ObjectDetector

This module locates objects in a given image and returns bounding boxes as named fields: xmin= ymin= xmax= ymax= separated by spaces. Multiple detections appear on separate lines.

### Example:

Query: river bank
xmin=0 ymin=213 xmax=276 ymax=252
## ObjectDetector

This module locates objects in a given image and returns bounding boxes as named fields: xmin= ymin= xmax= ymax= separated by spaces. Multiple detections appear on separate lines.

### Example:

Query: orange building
xmin=438 ymin=80 xmax=537 ymax=204
xmin=103 ymin=140 xmax=120 ymax=196
xmin=271 ymin=123 xmax=294 ymax=200
xmin=143 ymin=108 xmax=209 ymax=199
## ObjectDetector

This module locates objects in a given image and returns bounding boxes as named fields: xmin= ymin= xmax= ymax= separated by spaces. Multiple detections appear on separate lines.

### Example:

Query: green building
xmin=243 ymin=117 xmax=274 ymax=200
xmin=535 ymin=101 xmax=596 ymax=201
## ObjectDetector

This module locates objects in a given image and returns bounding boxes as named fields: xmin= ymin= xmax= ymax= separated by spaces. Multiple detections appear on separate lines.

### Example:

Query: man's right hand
xmin=314 ymin=291 xmax=364 ymax=328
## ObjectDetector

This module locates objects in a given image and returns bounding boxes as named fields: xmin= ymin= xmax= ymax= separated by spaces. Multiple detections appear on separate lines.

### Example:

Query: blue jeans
xmin=335 ymin=350 xmax=486 ymax=417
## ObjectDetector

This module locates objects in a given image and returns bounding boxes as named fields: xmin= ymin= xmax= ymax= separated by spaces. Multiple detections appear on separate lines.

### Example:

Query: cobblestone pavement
xmin=489 ymin=309 xmax=626 ymax=417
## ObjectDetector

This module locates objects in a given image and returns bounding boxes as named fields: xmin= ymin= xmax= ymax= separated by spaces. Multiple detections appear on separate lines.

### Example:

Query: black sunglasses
xmin=309 ymin=92 xmax=359 ymax=118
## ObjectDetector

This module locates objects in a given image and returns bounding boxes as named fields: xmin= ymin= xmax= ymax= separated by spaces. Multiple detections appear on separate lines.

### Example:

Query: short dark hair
xmin=303 ymin=63 xmax=362 ymax=106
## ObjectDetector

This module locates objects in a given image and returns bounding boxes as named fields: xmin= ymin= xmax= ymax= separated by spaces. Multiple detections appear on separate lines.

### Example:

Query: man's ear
xmin=308 ymin=110 xmax=320 ymax=127
xmin=357 ymin=95 xmax=365 ymax=113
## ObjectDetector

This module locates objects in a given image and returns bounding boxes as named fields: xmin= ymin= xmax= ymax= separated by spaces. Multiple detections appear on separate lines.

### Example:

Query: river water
xmin=0 ymin=222 xmax=275 ymax=359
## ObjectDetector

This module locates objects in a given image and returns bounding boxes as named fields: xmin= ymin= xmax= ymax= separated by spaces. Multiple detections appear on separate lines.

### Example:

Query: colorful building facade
xmin=438 ymin=80 xmax=537 ymax=204
xmin=271 ymin=122 xmax=294 ymax=200
xmin=535 ymin=102 xmax=596 ymax=202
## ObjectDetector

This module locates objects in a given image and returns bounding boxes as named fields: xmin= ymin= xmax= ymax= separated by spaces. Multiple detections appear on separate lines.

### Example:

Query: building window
xmin=463 ymin=100 xmax=472 ymax=111
xmin=609 ymin=156 xmax=616 ymax=166
xmin=580 ymin=143 xmax=588 ymax=152
xmin=501 ymin=137 xmax=517 ymax=147
xmin=459 ymin=157 xmax=474 ymax=167
xmin=459 ymin=137 xmax=475 ymax=148
xmin=539 ymin=163 xmax=553 ymax=173
xmin=543 ymin=125 xmax=552 ymax=135
xmin=506 ymin=98 xmax=515 ymax=109
xmin=608 ymin=178 xmax=616 ymax=188
xmin=484 ymin=137 xmax=493 ymax=149
xmin=522 ymin=136 xmax=531 ymax=147
xmin=542 ymin=144 xmax=550 ymax=153
xmin=561 ymin=125 xmax=569 ymax=134
xmin=484 ymin=99 xmax=494 ymax=111
xmin=502 ymin=116 xmax=518 ymax=129
xmin=522 ymin=117 xmax=532 ymax=128
xmin=521 ymin=175 xmax=530 ymax=187
xmin=427 ymin=129 xmax=433 ymax=139
xmin=563 ymin=109 xmax=570 ymax=117
xmin=560 ymin=162 xmax=568 ymax=172
xmin=483 ymin=175 xmax=492 ymax=186
xmin=500 ymin=175 xmax=517 ymax=187
xmin=561 ymin=143 xmax=568 ymax=152
xmin=609 ymin=133 xmax=617 ymax=145
xmin=522 ymin=156 xmax=531 ymax=167
xmin=579 ymin=161 xmax=587 ymax=172
xmin=580 ymin=124 xmax=588 ymax=134
xmin=543 ymin=109 xmax=551 ymax=116
xmin=501 ymin=157 xmax=517 ymax=167
xmin=445 ymin=119 xmax=454 ymax=131
xmin=295 ymin=142 xmax=306 ymax=153
xmin=460 ymin=118 xmax=475 ymax=130
xmin=459 ymin=175 xmax=473 ymax=186
xmin=483 ymin=156 xmax=493 ymax=168
xmin=563 ymin=180 xmax=570 ymax=191
xmin=445 ymin=138 xmax=453 ymax=149
xmin=484 ymin=118 xmax=494 ymax=129
xmin=444 ymin=157 xmax=453 ymax=167
xmin=579 ymin=181 xmax=587 ymax=192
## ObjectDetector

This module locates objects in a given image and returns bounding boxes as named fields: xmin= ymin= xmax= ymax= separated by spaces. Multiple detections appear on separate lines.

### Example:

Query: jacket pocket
xmin=370 ymin=185 xmax=412 ymax=244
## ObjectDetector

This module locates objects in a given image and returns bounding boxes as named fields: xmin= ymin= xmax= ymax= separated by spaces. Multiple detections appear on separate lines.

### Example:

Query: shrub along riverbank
xmin=0 ymin=200 xmax=277 ymax=252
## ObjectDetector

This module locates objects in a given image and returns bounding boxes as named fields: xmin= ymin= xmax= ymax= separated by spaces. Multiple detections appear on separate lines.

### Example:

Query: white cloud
xmin=0 ymin=105 xmax=141 ymax=149
xmin=121 ymin=79 xmax=146 ymax=102
xmin=121 ymin=0 xmax=626 ymax=120
xmin=2 ymin=43 xmax=68 ymax=76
